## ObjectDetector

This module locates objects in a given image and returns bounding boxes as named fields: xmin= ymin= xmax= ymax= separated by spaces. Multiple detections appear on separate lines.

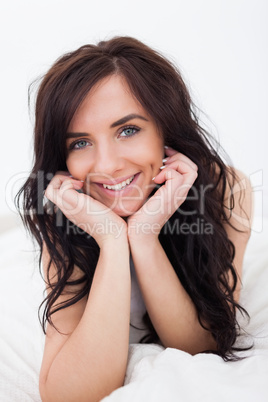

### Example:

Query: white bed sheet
xmin=0 ymin=216 xmax=267 ymax=402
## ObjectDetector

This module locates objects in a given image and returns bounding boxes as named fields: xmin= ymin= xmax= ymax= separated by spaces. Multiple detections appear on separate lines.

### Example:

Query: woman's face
xmin=66 ymin=74 xmax=164 ymax=217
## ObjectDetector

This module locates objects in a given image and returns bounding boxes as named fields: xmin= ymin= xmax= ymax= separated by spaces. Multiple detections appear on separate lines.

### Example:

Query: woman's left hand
xmin=127 ymin=148 xmax=198 ymax=243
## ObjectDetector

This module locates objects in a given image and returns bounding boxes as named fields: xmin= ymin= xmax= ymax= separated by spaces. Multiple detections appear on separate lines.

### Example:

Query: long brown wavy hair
xmin=16 ymin=36 xmax=250 ymax=360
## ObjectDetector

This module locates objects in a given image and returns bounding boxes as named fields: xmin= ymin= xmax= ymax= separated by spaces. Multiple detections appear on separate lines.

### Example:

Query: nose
xmin=91 ymin=141 xmax=124 ymax=178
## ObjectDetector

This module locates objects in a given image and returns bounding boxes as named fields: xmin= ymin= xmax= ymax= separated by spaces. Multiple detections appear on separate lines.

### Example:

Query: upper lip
xmin=93 ymin=173 xmax=137 ymax=186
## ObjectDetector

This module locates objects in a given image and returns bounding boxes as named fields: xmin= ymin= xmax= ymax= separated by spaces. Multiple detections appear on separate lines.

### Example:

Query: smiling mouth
xmin=102 ymin=175 xmax=135 ymax=191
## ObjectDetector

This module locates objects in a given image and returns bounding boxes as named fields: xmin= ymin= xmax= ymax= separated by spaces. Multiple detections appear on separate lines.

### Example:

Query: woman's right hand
xmin=45 ymin=172 xmax=128 ymax=248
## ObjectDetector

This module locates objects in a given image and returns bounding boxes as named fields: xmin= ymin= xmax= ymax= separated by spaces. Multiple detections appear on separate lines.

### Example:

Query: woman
xmin=17 ymin=36 xmax=252 ymax=402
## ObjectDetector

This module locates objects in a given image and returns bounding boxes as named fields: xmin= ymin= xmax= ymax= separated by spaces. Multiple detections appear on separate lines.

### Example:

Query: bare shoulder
xmin=221 ymin=167 xmax=253 ymax=300
xmin=223 ymin=167 xmax=253 ymax=235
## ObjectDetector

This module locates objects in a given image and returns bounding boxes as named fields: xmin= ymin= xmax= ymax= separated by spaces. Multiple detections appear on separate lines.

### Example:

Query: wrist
xmin=128 ymin=232 xmax=160 ymax=250
xmin=98 ymin=232 xmax=129 ymax=249
xmin=90 ymin=218 xmax=128 ymax=249
xmin=127 ymin=220 xmax=161 ymax=243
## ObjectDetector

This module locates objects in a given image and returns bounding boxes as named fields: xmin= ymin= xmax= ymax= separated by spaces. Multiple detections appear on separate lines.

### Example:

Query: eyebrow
xmin=110 ymin=113 xmax=149 ymax=128
xmin=66 ymin=113 xmax=149 ymax=139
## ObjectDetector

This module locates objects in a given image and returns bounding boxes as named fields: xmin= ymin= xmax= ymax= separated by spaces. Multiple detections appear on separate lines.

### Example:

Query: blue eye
xmin=73 ymin=140 xmax=89 ymax=149
xmin=120 ymin=126 xmax=140 ymax=138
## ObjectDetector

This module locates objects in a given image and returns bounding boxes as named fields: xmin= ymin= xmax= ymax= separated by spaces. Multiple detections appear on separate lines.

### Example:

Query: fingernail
xmin=164 ymin=145 xmax=169 ymax=149
xmin=162 ymin=158 xmax=168 ymax=163
xmin=152 ymin=176 xmax=155 ymax=181
xmin=70 ymin=174 xmax=84 ymax=183
xmin=73 ymin=182 xmax=82 ymax=190
xmin=160 ymin=165 xmax=166 ymax=170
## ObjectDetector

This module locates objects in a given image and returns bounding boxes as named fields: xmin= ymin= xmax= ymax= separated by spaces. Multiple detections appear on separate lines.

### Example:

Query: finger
xmin=45 ymin=176 xmax=83 ymax=204
xmin=162 ymin=160 xmax=198 ymax=176
xmin=153 ymin=166 xmax=182 ymax=185
xmin=163 ymin=154 xmax=198 ymax=170
xmin=49 ymin=170 xmax=74 ymax=184
xmin=151 ymin=168 xmax=190 ymax=215
xmin=164 ymin=146 xmax=178 ymax=157
xmin=154 ymin=165 xmax=198 ymax=193
xmin=57 ymin=178 xmax=85 ymax=209
xmin=48 ymin=174 xmax=83 ymax=191
xmin=59 ymin=177 xmax=83 ymax=191
xmin=163 ymin=153 xmax=198 ymax=171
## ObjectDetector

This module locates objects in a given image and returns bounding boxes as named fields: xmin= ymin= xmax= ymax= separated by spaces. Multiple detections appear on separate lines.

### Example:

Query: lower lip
xmin=96 ymin=173 xmax=140 ymax=196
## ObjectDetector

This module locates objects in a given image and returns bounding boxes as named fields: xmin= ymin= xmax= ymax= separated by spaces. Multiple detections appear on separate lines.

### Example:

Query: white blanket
xmin=0 ymin=216 xmax=268 ymax=402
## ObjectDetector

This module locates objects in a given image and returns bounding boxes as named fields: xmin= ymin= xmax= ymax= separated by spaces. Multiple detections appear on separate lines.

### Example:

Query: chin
xmin=113 ymin=209 xmax=136 ymax=218
xmin=112 ymin=202 xmax=143 ymax=218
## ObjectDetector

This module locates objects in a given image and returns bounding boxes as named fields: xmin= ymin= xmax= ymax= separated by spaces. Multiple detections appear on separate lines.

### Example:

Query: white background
xmin=1 ymin=0 xmax=267 ymax=227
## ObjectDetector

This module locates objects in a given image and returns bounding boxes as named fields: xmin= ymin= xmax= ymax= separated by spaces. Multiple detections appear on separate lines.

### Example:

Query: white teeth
xmin=103 ymin=175 xmax=135 ymax=191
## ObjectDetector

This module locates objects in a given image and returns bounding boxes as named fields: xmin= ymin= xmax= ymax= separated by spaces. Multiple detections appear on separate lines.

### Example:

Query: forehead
xmin=68 ymin=75 xmax=148 ymax=131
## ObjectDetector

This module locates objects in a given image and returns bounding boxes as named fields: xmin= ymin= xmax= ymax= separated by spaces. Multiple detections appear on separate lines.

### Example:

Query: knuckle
xmin=192 ymin=170 xmax=198 ymax=181
xmin=44 ymin=186 xmax=53 ymax=199
xmin=44 ymin=189 xmax=49 ymax=200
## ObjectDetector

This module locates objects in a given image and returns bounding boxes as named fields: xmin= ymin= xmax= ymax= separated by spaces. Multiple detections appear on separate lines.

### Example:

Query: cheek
xmin=133 ymin=140 xmax=163 ymax=166
xmin=66 ymin=156 xmax=91 ymax=180
xmin=149 ymin=134 xmax=165 ymax=159
xmin=66 ymin=157 xmax=75 ymax=174
xmin=148 ymin=143 xmax=164 ymax=166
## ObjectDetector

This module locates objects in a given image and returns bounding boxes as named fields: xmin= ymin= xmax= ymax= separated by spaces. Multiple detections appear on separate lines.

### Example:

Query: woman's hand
xmin=127 ymin=148 xmax=198 ymax=243
xmin=45 ymin=172 xmax=128 ymax=248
